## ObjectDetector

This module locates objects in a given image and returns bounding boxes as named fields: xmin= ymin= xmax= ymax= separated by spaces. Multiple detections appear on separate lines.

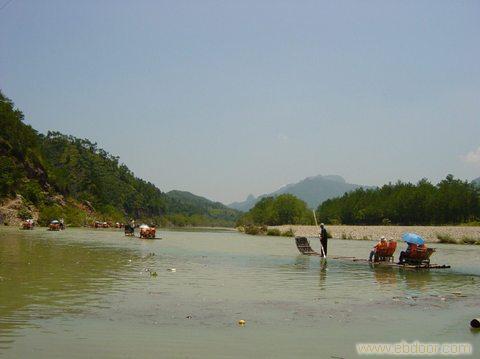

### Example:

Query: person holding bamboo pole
xmin=319 ymin=223 xmax=328 ymax=257
xmin=313 ymin=210 xmax=328 ymax=258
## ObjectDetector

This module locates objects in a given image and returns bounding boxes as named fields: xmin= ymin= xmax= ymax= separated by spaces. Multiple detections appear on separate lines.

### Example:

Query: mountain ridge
xmin=228 ymin=174 xmax=369 ymax=211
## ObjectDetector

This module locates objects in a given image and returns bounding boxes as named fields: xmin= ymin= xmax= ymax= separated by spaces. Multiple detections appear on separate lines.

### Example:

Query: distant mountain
xmin=229 ymin=175 xmax=368 ymax=211
xmin=473 ymin=177 xmax=480 ymax=187
xmin=228 ymin=194 xmax=257 ymax=213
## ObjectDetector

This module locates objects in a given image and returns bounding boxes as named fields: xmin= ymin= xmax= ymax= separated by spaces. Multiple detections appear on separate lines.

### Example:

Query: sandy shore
xmin=268 ymin=225 xmax=480 ymax=243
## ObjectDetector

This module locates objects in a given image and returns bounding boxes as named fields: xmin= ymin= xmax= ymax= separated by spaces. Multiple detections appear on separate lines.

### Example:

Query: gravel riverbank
xmin=268 ymin=225 xmax=480 ymax=243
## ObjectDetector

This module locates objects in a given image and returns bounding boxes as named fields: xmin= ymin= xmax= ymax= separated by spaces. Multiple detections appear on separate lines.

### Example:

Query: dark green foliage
xmin=0 ymin=91 xmax=48 ymax=201
xmin=41 ymin=131 xmax=168 ymax=219
xmin=0 ymin=156 xmax=22 ymax=197
xmin=17 ymin=206 xmax=32 ymax=220
xmin=237 ymin=194 xmax=313 ymax=226
xmin=38 ymin=204 xmax=64 ymax=225
xmin=317 ymin=176 xmax=480 ymax=225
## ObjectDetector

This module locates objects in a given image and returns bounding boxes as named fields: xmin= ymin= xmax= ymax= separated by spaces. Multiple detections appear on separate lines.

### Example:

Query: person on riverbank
xmin=319 ymin=223 xmax=328 ymax=257
xmin=369 ymin=236 xmax=387 ymax=262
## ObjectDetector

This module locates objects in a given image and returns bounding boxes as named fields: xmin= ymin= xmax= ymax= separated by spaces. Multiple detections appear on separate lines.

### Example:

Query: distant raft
xmin=294 ymin=237 xmax=450 ymax=270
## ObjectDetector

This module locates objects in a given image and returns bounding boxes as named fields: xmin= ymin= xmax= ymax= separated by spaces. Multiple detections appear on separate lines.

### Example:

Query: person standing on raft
xmin=319 ymin=223 xmax=328 ymax=257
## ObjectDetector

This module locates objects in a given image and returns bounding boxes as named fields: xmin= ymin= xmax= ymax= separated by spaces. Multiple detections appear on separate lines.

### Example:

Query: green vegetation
xmin=237 ymin=194 xmax=313 ymax=226
xmin=243 ymin=225 xmax=267 ymax=235
xmin=165 ymin=190 xmax=239 ymax=227
xmin=436 ymin=233 xmax=456 ymax=244
xmin=266 ymin=228 xmax=281 ymax=236
xmin=317 ymin=177 xmax=480 ymax=225
xmin=240 ymin=225 xmax=295 ymax=237
xmin=0 ymin=91 xmax=240 ymax=227
xmin=281 ymin=228 xmax=295 ymax=237
xmin=436 ymin=233 xmax=480 ymax=245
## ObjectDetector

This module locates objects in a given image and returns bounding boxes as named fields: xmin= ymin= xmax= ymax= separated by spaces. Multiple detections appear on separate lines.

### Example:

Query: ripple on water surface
xmin=1 ymin=227 xmax=479 ymax=358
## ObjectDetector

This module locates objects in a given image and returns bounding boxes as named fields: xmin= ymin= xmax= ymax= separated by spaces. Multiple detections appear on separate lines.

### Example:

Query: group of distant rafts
xmin=20 ymin=218 xmax=158 ymax=239
xmin=21 ymin=218 xmax=65 ymax=231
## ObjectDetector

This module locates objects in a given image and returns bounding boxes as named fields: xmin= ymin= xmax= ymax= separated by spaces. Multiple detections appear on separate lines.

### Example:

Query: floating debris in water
xmin=185 ymin=315 xmax=192 ymax=319
xmin=167 ymin=268 xmax=176 ymax=272
xmin=238 ymin=319 xmax=246 ymax=326
xmin=150 ymin=271 xmax=158 ymax=277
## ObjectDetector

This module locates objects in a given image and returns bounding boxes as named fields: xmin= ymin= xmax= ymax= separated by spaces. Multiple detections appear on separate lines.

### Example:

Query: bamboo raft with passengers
xmin=294 ymin=235 xmax=451 ymax=270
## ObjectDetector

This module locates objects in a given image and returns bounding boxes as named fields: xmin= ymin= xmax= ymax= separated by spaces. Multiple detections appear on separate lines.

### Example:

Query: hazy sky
xmin=1 ymin=0 xmax=479 ymax=203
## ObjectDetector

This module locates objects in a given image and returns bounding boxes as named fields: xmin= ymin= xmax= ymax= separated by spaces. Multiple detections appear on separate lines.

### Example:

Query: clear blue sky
xmin=1 ymin=0 xmax=479 ymax=203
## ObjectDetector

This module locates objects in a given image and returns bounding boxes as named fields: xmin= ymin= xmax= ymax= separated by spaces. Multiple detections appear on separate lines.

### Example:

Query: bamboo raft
xmin=294 ymin=237 xmax=451 ymax=270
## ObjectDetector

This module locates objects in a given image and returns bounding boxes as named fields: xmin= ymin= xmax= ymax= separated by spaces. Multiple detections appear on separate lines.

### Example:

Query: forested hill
xmin=166 ymin=190 xmax=240 ymax=226
xmin=317 ymin=177 xmax=480 ymax=225
xmin=0 ymin=91 xmax=240 ymax=226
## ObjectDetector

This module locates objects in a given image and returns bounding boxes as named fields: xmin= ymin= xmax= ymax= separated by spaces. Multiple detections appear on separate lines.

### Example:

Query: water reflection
xmin=293 ymin=255 xmax=311 ymax=271
xmin=372 ymin=266 xmax=398 ymax=287
xmin=318 ymin=258 xmax=327 ymax=290
xmin=0 ymin=232 xmax=140 ymax=350
xmin=401 ymin=270 xmax=432 ymax=292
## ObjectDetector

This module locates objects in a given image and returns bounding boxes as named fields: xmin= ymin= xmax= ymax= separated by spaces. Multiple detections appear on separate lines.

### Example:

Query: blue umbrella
xmin=401 ymin=233 xmax=425 ymax=245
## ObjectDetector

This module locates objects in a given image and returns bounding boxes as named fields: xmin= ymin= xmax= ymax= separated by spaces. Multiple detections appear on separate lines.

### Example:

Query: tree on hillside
xmin=237 ymin=194 xmax=313 ymax=226
xmin=316 ymin=175 xmax=480 ymax=225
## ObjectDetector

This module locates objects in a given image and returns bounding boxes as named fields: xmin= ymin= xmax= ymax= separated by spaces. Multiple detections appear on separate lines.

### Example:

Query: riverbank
xmin=267 ymin=225 xmax=480 ymax=243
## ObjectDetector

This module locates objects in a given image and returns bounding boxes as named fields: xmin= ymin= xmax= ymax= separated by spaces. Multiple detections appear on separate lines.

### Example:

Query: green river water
xmin=0 ymin=227 xmax=479 ymax=358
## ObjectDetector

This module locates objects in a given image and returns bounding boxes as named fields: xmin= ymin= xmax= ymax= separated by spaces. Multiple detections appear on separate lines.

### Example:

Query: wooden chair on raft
xmin=373 ymin=241 xmax=397 ymax=262
xmin=402 ymin=246 xmax=436 ymax=265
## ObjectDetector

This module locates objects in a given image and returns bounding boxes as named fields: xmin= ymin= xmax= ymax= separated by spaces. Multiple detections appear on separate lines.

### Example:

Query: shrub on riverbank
xmin=460 ymin=236 xmax=479 ymax=245
xmin=267 ymin=228 xmax=281 ymax=236
xmin=437 ymin=233 xmax=480 ymax=245
xmin=239 ymin=225 xmax=295 ymax=237
xmin=281 ymin=228 xmax=295 ymax=237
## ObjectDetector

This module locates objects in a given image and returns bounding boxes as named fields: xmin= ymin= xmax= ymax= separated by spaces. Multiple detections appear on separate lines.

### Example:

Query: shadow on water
xmin=0 ymin=231 xmax=143 ymax=351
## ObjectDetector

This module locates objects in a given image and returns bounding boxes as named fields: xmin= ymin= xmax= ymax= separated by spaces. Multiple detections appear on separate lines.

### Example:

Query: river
xmin=0 ymin=227 xmax=479 ymax=358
